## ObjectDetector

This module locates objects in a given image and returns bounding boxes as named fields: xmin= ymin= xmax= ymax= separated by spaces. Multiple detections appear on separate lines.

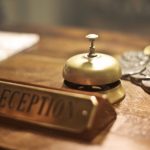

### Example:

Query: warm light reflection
xmin=91 ymin=55 xmax=115 ymax=70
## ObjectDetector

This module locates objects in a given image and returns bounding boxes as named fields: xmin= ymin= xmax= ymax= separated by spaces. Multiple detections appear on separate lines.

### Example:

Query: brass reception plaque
xmin=0 ymin=80 xmax=116 ymax=134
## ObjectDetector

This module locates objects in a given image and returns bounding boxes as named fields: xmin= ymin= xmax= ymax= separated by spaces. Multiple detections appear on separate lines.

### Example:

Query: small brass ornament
xmin=63 ymin=34 xmax=125 ymax=103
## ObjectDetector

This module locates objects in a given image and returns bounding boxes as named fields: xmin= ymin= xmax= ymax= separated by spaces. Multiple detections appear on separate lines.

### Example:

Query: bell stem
xmin=86 ymin=34 xmax=98 ymax=58
xmin=88 ymin=40 xmax=95 ymax=57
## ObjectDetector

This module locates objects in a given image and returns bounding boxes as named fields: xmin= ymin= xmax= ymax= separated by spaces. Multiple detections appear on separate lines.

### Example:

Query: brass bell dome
xmin=63 ymin=53 xmax=121 ymax=86
xmin=63 ymin=34 xmax=125 ymax=104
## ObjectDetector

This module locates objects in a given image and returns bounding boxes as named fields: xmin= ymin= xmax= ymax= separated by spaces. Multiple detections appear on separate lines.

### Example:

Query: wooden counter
xmin=0 ymin=26 xmax=150 ymax=150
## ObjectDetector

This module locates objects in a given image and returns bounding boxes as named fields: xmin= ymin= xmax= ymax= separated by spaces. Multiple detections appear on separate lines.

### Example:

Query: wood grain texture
xmin=0 ymin=26 xmax=150 ymax=150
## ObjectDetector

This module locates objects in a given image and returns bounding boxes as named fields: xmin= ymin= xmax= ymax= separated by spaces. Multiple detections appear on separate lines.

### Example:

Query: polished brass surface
xmin=0 ymin=80 xmax=116 ymax=133
xmin=63 ymin=34 xmax=122 ymax=86
xmin=64 ymin=80 xmax=125 ymax=104
xmin=100 ymin=82 xmax=125 ymax=104
xmin=63 ymin=53 xmax=121 ymax=85
xmin=63 ymin=33 xmax=124 ymax=104
xmin=144 ymin=45 xmax=150 ymax=55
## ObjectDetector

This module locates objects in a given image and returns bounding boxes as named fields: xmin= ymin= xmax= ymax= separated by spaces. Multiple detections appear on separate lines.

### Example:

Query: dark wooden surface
xmin=0 ymin=26 xmax=150 ymax=150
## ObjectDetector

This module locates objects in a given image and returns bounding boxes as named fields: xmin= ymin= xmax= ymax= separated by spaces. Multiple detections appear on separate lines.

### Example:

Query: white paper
xmin=0 ymin=31 xmax=40 ymax=61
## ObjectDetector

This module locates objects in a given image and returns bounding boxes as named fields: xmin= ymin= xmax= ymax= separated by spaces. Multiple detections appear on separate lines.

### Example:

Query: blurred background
xmin=0 ymin=0 xmax=150 ymax=33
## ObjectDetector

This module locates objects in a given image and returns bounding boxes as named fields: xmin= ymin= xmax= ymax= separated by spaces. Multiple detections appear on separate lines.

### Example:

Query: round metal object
xmin=64 ymin=80 xmax=125 ymax=104
xmin=144 ymin=45 xmax=150 ymax=56
xmin=63 ymin=34 xmax=122 ymax=86
xmin=63 ymin=33 xmax=125 ymax=103
xmin=100 ymin=82 xmax=125 ymax=104
xmin=63 ymin=53 xmax=121 ymax=85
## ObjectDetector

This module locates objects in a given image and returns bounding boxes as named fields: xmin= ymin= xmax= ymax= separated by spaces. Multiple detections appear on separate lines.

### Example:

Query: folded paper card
xmin=0 ymin=31 xmax=40 ymax=61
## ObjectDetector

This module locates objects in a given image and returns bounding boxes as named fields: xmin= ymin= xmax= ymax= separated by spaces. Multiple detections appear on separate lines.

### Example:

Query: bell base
xmin=63 ymin=80 xmax=125 ymax=104
xmin=100 ymin=83 xmax=125 ymax=104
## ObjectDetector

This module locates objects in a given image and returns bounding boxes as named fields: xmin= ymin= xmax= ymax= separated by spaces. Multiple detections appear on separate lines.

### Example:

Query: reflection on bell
xmin=63 ymin=34 xmax=125 ymax=104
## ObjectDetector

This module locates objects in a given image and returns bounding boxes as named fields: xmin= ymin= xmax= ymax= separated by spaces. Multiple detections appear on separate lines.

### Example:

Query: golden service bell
xmin=63 ymin=34 xmax=125 ymax=103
